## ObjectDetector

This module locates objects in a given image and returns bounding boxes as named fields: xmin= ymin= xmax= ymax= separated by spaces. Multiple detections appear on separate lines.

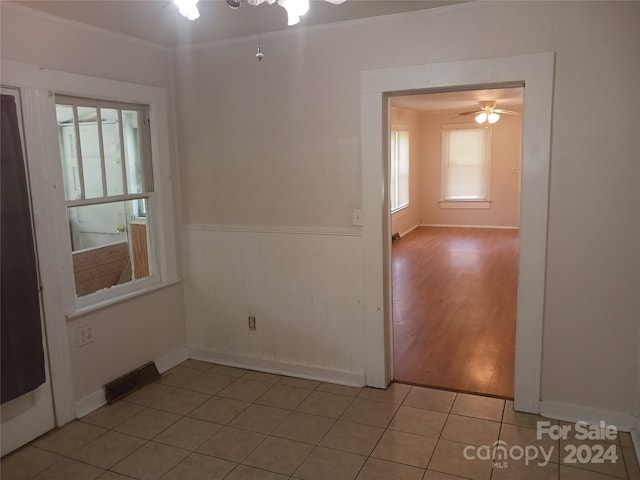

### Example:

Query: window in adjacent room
xmin=390 ymin=128 xmax=410 ymax=212
xmin=441 ymin=125 xmax=491 ymax=207
xmin=55 ymin=96 xmax=155 ymax=299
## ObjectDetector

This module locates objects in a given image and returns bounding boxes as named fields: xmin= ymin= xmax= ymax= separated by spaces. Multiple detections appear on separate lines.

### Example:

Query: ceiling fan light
xmin=475 ymin=112 xmax=488 ymax=124
xmin=174 ymin=0 xmax=200 ymax=20
xmin=488 ymin=112 xmax=500 ymax=124
xmin=278 ymin=0 xmax=309 ymax=25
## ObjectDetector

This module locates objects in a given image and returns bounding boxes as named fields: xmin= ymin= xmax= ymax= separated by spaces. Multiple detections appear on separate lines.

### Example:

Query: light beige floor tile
xmin=244 ymin=436 xmax=314 ymax=475
xmin=297 ymin=391 xmax=354 ymax=419
xmin=340 ymin=398 xmax=399 ymax=428
xmin=150 ymin=388 xmax=211 ymax=415
xmin=271 ymin=411 xmax=336 ymax=444
xmin=241 ymin=371 xmax=282 ymax=384
xmin=441 ymin=414 xmax=500 ymax=447
xmin=624 ymin=446 xmax=640 ymax=480
xmin=559 ymin=438 xmax=627 ymax=478
xmin=559 ymin=464 xmax=627 ymax=479
xmin=319 ymin=420 xmax=384 ymax=456
xmin=34 ymin=421 xmax=106 ymax=456
xmin=491 ymin=461 xmax=559 ymax=480
xmin=180 ymin=359 xmax=214 ymax=371
xmin=154 ymin=416 xmax=221 ymax=450
xmin=499 ymin=423 xmax=559 ymax=463
xmin=387 ymin=406 xmax=447 ymax=438
xmin=182 ymin=371 xmax=236 ymax=395
xmin=157 ymin=366 xmax=203 ymax=387
xmin=226 ymin=465 xmax=290 ymax=480
xmin=71 ymin=430 xmax=145 ymax=468
xmin=403 ymin=386 xmax=457 ymax=414
xmin=279 ymin=377 xmax=322 ymax=391
xmin=81 ymin=401 xmax=144 ymax=429
xmin=207 ymin=364 xmax=249 ymax=378
xmin=124 ymin=383 xmax=174 ymax=407
xmin=428 ymin=439 xmax=493 ymax=480
xmin=113 ymin=407 xmax=180 ymax=439
xmin=371 ymin=429 xmax=437 ymax=468
xmin=255 ymin=384 xmax=311 ymax=410
xmin=218 ymin=379 xmax=274 ymax=403
xmin=424 ymin=471 xmax=472 ymax=480
xmin=32 ymin=458 xmax=104 ymax=480
xmin=111 ymin=441 xmax=188 ymax=480
xmin=161 ymin=452 xmax=236 ymax=480
xmin=318 ymin=383 xmax=362 ymax=397
xmin=357 ymin=383 xmax=411 ymax=404
xmin=229 ymin=404 xmax=291 ymax=434
xmin=294 ymin=446 xmax=366 ymax=480
xmin=197 ymin=426 xmax=266 ymax=462
xmin=451 ymin=394 xmax=504 ymax=422
xmin=502 ymin=400 xmax=555 ymax=430
xmin=356 ymin=457 xmax=424 ymax=480
xmin=188 ymin=396 xmax=249 ymax=424
xmin=0 ymin=446 xmax=62 ymax=480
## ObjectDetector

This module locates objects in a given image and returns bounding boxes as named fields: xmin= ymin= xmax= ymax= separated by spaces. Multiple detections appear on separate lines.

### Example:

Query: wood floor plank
xmin=392 ymin=226 xmax=518 ymax=398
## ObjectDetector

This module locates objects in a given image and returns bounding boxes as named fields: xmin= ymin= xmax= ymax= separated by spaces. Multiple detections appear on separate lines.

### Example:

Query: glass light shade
xmin=475 ymin=112 xmax=488 ymax=124
xmin=488 ymin=112 xmax=500 ymax=124
xmin=278 ymin=0 xmax=309 ymax=25
xmin=174 ymin=0 xmax=200 ymax=20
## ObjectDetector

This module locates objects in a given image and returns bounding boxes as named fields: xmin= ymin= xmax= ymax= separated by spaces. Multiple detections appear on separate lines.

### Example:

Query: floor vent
xmin=104 ymin=361 xmax=160 ymax=404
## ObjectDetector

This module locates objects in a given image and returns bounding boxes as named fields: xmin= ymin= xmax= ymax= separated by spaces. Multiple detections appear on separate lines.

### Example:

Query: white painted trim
xmin=539 ymin=400 xmax=635 ymax=433
xmin=439 ymin=201 xmax=491 ymax=210
xmin=190 ymin=347 xmax=366 ymax=387
xmin=420 ymin=223 xmax=519 ymax=230
xmin=398 ymin=224 xmax=420 ymax=238
xmin=361 ymin=53 xmax=555 ymax=410
xmin=183 ymin=223 xmax=363 ymax=237
xmin=74 ymin=344 xmax=189 ymax=419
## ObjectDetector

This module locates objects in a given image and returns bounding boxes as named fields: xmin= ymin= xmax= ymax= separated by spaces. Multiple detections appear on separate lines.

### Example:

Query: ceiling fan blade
xmin=459 ymin=110 xmax=480 ymax=116
xmin=493 ymin=109 xmax=520 ymax=115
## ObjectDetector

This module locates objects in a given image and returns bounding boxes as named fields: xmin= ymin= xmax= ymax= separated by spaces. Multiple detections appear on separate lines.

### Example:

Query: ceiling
xmin=11 ymin=0 xmax=469 ymax=47
xmin=391 ymin=87 xmax=524 ymax=114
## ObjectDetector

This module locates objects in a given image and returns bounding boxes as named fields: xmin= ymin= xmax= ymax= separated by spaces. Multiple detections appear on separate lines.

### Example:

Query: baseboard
xmin=539 ymin=400 xmax=635 ymax=432
xmin=398 ymin=224 xmax=420 ymax=238
xmin=420 ymin=223 xmax=519 ymax=230
xmin=73 ymin=344 xmax=189 ymax=419
xmin=189 ymin=346 xmax=366 ymax=387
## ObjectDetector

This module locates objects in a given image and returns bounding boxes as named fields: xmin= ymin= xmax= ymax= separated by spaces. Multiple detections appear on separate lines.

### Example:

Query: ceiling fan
xmin=459 ymin=101 xmax=519 ymax=124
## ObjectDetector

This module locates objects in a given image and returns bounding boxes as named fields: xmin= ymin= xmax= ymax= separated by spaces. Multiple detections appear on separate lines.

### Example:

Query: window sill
xmin=439 ymin=200 xmax=491 ymax=209
xmin=391 ymin=205 xmax=410 ymax=215
xmin=66 ymin=278 xmax=182 ymax=320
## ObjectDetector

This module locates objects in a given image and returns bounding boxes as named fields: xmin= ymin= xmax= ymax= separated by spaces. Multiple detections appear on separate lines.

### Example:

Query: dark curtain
xmin=1 ymin=93 xmax=46 ymax=404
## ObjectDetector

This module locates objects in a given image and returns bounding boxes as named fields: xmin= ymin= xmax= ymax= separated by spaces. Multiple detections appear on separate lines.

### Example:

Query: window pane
xmin=68 ymin=199 xmax=151 ymax=297
xmin=101 ymin=108 xmax=125 ymax=196
xmin=56 ymin=105 xmax=82 ymax=201
xmin=123 ymin=110 xmax=143 ymax=194
xmin=77 ymin=106 xmax=104 ymax=199
xmin=443 ymin=128 xmax=489 ymax=200
xmin=398 ymin=130 xmax=410 ymax=208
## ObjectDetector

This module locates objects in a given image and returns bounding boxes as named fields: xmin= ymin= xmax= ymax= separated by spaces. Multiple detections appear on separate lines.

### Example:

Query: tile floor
xmin=2 ymin=359 xmax=639 ymax=480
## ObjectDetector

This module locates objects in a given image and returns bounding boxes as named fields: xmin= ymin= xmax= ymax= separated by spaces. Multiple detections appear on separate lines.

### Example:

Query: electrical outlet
xmin=248 ymin=316 xmax=256 ymax=330
xmin=78 ymin=326 xmax=94 ymax=346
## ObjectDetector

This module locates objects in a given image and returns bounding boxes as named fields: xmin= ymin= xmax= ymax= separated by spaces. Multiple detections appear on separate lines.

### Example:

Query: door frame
xmin=360 ymin=53 xmax=555 ymax=413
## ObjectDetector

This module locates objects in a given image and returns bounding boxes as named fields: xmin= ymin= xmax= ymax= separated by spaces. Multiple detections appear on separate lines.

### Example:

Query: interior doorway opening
xmin=388 ymin=86 xmax=524 ymax=399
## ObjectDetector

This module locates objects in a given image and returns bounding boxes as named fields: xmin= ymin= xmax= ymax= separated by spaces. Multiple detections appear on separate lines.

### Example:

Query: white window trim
xmin=440 ymin=123 xmax=492 ymax=206
xmin=390 ymin=126 xmax=410 ymax=214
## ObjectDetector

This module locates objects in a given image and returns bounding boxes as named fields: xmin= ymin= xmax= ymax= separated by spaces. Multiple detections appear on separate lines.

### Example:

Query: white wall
xmin=0 ymin=4 xmax=186 ymax=414
xmin=175 ymin=0 xmax=639 ymax=418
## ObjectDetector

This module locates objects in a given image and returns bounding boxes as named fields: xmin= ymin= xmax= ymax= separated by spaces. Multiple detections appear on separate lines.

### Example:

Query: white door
xmin=0 ymin=87 xmax=56 ymax=457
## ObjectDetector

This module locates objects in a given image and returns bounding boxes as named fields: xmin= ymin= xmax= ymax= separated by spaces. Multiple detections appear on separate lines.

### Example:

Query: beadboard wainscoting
xmin=182 ymin=224 xmax=366 ymax=385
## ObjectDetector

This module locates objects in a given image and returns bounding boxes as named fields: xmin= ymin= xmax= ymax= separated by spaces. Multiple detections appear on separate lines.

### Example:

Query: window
xmin=55 ymin=96 xmax=155 ymax=298
xmin=441 ymin=125 xmax=491 ymax=203
xmin=390 ymin=129 xmax=410 ymax=212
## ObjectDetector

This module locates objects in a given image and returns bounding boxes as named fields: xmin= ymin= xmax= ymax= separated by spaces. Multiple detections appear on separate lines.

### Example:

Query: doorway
xmin=389 ymin=88 xmax=523 ymax=398
xmin=360 ymin=53 xmax=554 ymax=413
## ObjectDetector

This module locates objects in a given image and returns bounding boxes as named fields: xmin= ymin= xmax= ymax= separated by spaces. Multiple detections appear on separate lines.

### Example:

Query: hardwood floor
xmin=392 ymin=226 xmax=518 ymax=398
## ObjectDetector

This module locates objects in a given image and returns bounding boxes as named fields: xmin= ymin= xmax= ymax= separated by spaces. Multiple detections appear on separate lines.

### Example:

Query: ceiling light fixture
xmin=176 ymin=0 xmax=346 ymax=27
xmin=474 ymin=102 xmax=501 ymax=125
